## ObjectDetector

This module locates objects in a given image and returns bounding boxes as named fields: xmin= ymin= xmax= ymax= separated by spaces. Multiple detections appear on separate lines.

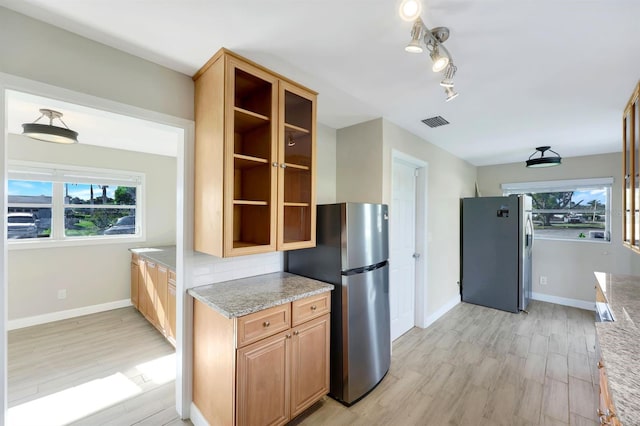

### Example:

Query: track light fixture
xmin=526 ymin=146 xmax=562 ymax=168
xmin=22 ymin=108 xmax=79 ymax=144
xmin=400 ymin=0 xmax=459 ymax=101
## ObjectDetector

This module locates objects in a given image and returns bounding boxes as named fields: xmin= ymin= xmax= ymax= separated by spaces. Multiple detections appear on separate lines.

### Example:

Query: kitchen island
xmin=595 ymin=271 xmax=640 ymax=425
xmin=188 ymin=272 xmax=333 ymax=426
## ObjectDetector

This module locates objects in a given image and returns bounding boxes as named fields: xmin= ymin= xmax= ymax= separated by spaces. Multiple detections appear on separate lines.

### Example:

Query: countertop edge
xmin=129 ymin=246 xmax=176 ymax=270
xmin=188 ymin=285 xmax=333 ymax=319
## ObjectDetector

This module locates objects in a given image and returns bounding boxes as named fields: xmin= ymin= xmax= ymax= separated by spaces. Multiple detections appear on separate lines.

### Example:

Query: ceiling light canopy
xmin=400 ymin=3 xmax=459 ymax=101
xmin=526 ymin=146 xmax=562 ymax=168
xmin=22 ymin=108 xmax=78 ymax=144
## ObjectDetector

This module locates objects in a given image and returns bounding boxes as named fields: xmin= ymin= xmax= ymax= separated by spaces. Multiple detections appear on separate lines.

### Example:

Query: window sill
xmin=534 ymin=237 xmax=611 ymax=244
xmin=7 ymin=234 xmax=145 ymax=250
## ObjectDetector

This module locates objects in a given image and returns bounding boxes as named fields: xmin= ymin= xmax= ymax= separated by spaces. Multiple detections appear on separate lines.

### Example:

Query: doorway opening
xmin=0 ymin=75 xmax=194 ymax=423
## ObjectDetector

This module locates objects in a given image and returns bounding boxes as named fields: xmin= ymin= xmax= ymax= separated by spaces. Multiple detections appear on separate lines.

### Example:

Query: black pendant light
xmin=22 ymin=108 xmax=79 ymax=144
xmin=526 ymin=146 xmax=561 ymax=168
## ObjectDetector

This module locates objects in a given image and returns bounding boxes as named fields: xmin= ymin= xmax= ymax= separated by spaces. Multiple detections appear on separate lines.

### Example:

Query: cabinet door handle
xmin=263 ymin=321 xmax=270 ymax=327
xmin=272 ymin=162 xmax=278 ymax=167
xmin=280 ymin=163 xmax=287 ymax=169
xmin=286 ymin=333 xmax=291 ymax=339
xmin=310 ymin=305 xmax=317 ymax=311
xmin=597 ymin=361 xmax=604 ymax=369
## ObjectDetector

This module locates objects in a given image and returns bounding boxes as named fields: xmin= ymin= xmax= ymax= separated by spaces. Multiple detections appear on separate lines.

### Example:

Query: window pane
xmin=65 ymin=183 xmax=136 ymax=205
xmin=530 ymin=189 xmax=608 ymax=241
xmin=7 ymin=209 xmax=52 ymax=239
xmin=8 ymin=180 xmax=52 ymax=239
xmin=64 ymin=208 xmax=136 ymax=237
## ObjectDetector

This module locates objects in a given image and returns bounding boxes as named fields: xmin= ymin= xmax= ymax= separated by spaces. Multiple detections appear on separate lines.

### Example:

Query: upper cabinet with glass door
xmin=193 ymin=48 xmax=317 ymax=257
xmin=623 ymin=81 xmax=640 ymax=253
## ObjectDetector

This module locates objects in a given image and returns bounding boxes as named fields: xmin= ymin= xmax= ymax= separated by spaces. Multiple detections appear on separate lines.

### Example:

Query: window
xmin=502 ymin=178 xmax=613 ymax=242
xmin=7 ymin=162 xmax=144 ymax=246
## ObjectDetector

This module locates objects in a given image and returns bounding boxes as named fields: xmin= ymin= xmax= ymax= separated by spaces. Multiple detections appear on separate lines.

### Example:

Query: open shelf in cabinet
xmin=282 ymin=205 xmax=311 ymax=243
xmin=233 ymin=204 xmax=272 ymax=248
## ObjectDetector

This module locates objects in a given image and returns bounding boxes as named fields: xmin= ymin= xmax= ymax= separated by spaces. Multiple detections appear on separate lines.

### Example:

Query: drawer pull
xmin=286 ymin=333 xmax=291 ymax=339
xmin=597 ymin=361 xmax=604 ymax=369
xmin=293 ymin=330 xmax=299 ymax=336
xmin=310 ymin=305 xmax=317 ymax=311
xmin=263 ymin=321 xmax=270 ymax=328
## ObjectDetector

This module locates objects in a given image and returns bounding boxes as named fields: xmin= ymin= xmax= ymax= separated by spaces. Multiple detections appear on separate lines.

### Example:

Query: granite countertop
xmin=595 ymin=271 xmax=640 ymax=424
xmin=129 ymin=245 xmax=176 ymax=270
xmin=188 ymin=272 xmax=334 ymax=318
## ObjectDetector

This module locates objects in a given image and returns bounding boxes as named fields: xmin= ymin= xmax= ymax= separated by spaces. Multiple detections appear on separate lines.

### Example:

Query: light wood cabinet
xmin=166 ymin=271 xmax=177 ymax=345
xmin=130 ymin=253 xmax=175 ymax=347
xmin=623 ymin=80 xmax=640 ymax=252
xmin=290 ymin=314 xmax=330 ymax=417
xmin=192 ymin=293 xmax=331 ymax=426
xmin=597 ymin=358 xmax=621 ymax=426
xmin=193 ymin=48 xmax=317 ymax=258
xmin=130 ymin=256 xmax=139 ymax=309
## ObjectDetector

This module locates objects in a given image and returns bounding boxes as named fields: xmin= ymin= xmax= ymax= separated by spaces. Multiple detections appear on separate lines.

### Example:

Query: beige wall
xmin=477 ymin=153 xmax=635 ymax=304
xmin=0 ymin=7 xmax=194 ymax=120
xmin=381 ymin=120 xmax=477 ymax=318
xmin=336 ymin=118 xmax=477 ymax=323
xmin=316 ymin=123 xmax=337 ymax=204
xmin=8 ymin=134 xmax=176 ymax=320
xmin=336 ymin=119 xmax=384 ymax=203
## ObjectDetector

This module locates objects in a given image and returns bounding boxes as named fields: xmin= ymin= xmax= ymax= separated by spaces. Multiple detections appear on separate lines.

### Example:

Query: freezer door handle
xmin=412 ymin=253 xmax=421 ymax=259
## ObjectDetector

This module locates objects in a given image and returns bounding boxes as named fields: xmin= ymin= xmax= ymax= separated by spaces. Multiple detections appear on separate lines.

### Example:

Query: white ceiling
xmin=2 ymin=0 xmax=640 ymax=166
xmin=7 ymin=91 xmax=182 ymax=157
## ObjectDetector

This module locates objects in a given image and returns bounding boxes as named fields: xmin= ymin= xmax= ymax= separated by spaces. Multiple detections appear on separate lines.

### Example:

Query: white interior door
xmin=390 ymin=158 xmax=417 ymax=341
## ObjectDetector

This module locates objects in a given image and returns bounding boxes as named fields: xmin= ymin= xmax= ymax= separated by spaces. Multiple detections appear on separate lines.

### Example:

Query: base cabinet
xmin=193 ymin=293 xmax=331 ymax=426
xmin=130 ymin=253 xmax=176 ymax=346
xmin=598 ymin=359 xmax=621 ymax=426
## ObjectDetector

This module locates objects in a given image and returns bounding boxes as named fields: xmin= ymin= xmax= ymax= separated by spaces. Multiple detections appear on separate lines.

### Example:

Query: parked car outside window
xmin=7 ymin=213 xmax=39 ymax=239
xmin=103 ymin=215 xmax=136 ymax=235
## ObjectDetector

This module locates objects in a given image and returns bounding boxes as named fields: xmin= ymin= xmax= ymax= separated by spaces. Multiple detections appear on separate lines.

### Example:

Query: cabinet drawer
xmin=237 ymin=304 xmax=291 ymax=348
xmin=292 ymin=293 xmax=330 ymax=327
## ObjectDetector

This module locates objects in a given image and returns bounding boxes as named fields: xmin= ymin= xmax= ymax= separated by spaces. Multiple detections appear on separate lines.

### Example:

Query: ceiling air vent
xmin=421 ymin=116 xmax=449 ymax=128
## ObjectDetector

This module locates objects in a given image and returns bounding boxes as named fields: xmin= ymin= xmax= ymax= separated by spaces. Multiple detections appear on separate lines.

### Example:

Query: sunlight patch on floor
xmin=8 ymin=372 xmax=141 ymax=426
xmin=135 ymin=353 xmax=176 ymax=385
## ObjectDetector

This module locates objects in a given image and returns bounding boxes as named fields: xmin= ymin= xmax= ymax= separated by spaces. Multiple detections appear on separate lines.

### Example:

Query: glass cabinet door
xmin=226 ymin=59 xmax=278 ymax=253
xmin=624 ymin=108 xmax=632 ymax=245
xmin=277 ymin=81 xmax=316 ymax=249
xmin=635 ymin=96 xmax=640 ymax=247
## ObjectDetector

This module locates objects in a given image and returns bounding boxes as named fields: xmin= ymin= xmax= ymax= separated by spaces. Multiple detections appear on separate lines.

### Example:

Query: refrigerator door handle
xmin=526 ymin=215 xmax=534 ymax=249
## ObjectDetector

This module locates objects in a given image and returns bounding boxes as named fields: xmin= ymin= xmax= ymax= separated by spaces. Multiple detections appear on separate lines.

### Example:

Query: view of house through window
xmin=7 ymin=163 xmax=143 ymax=243
xmin=502 ymin=178 xmax=612 ymax=242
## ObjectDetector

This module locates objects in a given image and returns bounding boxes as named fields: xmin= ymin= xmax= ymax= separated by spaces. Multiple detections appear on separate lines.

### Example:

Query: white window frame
xmin=7 ymin=160 xmax=145 ymax=249
xmin=502 ymin=177 xmax=614 ymax=243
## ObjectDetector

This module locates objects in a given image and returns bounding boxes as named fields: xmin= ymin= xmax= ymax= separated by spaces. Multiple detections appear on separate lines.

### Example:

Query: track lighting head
xmin=444 ymin=86 xmax=459 ymax=102
xmin=399 ymin=0 xmax=422 ymax=21
xmin=405 ymin=19 xmax=424 ymax=53
xmin=440 ymin=63 xmax=457 ymax=87
xmin=430 ymin=46 xmax=449 ymax=72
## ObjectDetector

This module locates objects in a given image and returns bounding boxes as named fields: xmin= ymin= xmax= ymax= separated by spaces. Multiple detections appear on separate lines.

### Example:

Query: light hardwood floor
xmin=9 ymin=301 xmax=597 ymax=426
xmin=8 ymin=307 xmax=190 ymax=426
xmin=292 ymin=300 xmax=599 ymax=426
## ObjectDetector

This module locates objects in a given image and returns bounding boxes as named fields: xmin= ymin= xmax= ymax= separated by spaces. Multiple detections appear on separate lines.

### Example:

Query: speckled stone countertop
xmin=188 ymin=272 xmax=333 ymax=318
xmin=595 ymin=271 xmax=640 ymax=425
xmin=129 ymin=245 xmax=176 ymax=270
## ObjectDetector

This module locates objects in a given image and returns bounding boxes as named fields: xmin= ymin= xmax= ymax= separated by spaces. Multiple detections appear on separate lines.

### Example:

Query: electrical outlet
xmin=539 ymin=276 xmax=548 ymax=286
xmin=57 ymin=289 xmax=67 ymax=299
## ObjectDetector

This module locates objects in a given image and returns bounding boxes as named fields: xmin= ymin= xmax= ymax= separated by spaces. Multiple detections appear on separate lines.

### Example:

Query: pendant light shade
xmin=526 ymin=146 xmax=562 ymax=168
xmin=22 ymin=109 xmax=79 ymax=144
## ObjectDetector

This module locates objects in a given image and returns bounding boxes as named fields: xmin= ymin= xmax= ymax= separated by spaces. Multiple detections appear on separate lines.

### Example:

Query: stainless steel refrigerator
xmin=287 ymin=202 xmax=390 ymax=405
xmin=461 ymin=195 xmax=533 ymax=313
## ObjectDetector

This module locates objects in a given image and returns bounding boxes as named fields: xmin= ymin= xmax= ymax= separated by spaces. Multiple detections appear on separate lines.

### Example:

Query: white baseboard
xmin=531 ymin=292 xmax=595 ymax=311
xmin=7 ymin=299 xmax=132 ymax=330
xmin=190 ymin=402 xmax=209 ymax=426
xmin=423 ymin=294 xmax=461 ymax=328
